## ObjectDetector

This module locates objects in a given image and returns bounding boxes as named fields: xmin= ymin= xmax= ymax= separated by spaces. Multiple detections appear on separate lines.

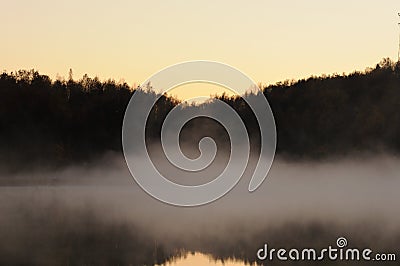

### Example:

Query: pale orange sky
xmin=1 ymin=0 xmax=400 ymax=100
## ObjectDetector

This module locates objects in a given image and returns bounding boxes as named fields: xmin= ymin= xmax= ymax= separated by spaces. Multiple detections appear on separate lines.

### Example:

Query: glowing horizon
xmin=1 ymin=0 xmax=400 ymax=101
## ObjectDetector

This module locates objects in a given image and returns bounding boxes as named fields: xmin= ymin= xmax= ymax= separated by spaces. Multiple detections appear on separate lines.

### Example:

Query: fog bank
xmin=0 ymin=156 xmax=399 ymax=265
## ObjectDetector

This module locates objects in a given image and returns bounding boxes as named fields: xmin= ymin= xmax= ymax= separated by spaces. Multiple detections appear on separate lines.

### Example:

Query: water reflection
xmin=157 ymin=252 xmax=258 ymax=266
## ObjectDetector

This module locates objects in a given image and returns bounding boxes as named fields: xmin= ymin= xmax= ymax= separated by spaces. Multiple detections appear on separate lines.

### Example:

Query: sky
xmin=1 ymin=0 xmax=400 ymax=100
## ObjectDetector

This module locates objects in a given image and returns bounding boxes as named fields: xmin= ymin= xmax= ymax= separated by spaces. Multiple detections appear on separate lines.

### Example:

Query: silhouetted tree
xmin=1 ymin=58 xmax=400 ymax=171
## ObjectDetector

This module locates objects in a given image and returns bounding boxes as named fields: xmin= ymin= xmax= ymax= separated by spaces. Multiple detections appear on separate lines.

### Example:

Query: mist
xmin=1 ymin=154 xmax=399 ymax=265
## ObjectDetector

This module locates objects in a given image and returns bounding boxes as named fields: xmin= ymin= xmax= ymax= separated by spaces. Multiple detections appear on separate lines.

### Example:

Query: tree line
xmin=1 ymin=58 xmax=399 ymax=170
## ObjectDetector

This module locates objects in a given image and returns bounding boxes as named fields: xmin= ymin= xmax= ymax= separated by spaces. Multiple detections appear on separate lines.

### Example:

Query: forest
xmin=1 ymin=58 xmax=399 ymax=171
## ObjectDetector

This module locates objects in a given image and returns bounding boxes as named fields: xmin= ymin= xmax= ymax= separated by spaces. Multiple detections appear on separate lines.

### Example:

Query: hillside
xmin=1 ymin=58 xmax=399 ymax=171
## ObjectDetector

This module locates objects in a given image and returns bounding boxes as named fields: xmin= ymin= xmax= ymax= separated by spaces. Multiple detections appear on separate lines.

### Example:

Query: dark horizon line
xmin=2 ymin=57 xmax=399 ymax=92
